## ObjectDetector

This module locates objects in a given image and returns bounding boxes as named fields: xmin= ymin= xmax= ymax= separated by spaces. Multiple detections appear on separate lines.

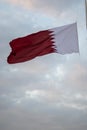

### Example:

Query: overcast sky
xmin=0 ymin=0 xmax=87 ymax=130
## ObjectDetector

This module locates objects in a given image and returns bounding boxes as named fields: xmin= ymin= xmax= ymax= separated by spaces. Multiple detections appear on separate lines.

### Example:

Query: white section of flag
xmin=50 ymin=23 xmax=79 ymax=54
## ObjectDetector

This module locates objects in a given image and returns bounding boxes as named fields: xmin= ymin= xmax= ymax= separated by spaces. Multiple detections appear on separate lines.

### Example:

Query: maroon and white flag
xmin=7 ymin=23 xmax=79 ymax=64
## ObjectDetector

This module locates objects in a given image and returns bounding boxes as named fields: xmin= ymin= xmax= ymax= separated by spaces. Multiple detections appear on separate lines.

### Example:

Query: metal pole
xmin=85 ymin=0 xmax=87 ymax=28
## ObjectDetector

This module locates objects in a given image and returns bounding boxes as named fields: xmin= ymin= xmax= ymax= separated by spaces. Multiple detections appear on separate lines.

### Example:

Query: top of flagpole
xmin=85 ymin=0 xmax=87 ymax=29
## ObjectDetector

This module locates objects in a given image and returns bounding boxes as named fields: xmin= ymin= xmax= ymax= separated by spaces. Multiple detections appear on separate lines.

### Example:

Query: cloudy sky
xmin=0 ymin=0 xmax=87 ymax=130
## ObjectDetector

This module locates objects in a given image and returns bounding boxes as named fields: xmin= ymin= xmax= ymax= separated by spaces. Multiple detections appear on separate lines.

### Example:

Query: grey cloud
xmin=6 ymin=0 xmax=82 ymax=13
xmin=0 ymin=1 xmax=87 ymax=130
xmin=0 ymin=104 xmax=87 ymax=130
xmin=5 ymin=0 xmax=83 ymax=27
xmin=30 ymin=0 xmax=81 ymax=11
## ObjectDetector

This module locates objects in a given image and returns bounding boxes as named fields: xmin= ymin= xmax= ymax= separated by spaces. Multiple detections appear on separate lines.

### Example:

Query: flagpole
xmin=85 ymin=0 xmax=87 ymax=29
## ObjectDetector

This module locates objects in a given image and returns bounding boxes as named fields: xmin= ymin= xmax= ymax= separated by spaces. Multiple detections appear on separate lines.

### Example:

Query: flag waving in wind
xmin=7 ymin=23 xmax=79 ymax=64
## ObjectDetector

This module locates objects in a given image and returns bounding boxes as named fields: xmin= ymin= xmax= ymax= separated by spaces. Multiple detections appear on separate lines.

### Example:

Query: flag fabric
xmin=7 ymin=23 xmax=79 ymax=64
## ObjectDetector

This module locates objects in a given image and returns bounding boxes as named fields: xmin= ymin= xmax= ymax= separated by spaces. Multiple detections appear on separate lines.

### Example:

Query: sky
xmin=0 ymin=0 xmax=87 ymax=130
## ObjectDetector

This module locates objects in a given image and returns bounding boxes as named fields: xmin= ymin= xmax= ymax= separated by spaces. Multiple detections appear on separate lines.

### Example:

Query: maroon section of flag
xmin=7 ymin=30 xmax=56 ymax=64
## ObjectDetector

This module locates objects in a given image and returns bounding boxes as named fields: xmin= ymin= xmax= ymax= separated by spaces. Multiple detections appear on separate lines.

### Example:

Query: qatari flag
xmin=7 ymin=23 xmax=79 ymax=64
